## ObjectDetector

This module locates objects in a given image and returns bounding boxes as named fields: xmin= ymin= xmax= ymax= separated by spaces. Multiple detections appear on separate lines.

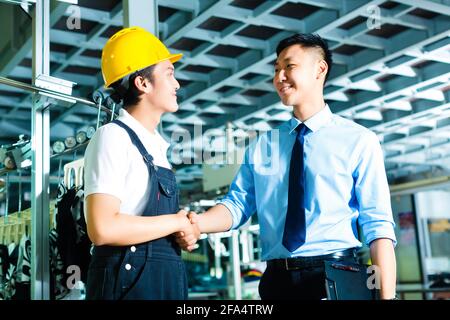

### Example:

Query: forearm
xmin=86 ymin=195 xmax=183 ymax=246
xmin=370 ymin=238 xmax=397 ymax=299
xmin=93 ymin=213 xmax=182 ymax=246
xmin=197 ymin=204 xmax=233 ymax=233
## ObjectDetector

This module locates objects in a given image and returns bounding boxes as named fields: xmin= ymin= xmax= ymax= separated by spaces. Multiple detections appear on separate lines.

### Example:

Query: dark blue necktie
xmin=282 ymin=123 xmax=308 ymax=252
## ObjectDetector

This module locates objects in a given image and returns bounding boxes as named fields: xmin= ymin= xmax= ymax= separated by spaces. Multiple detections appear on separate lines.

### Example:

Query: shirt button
xmin=125 ymin=264 xmax=131 ymax=271
xmin=130 ymin=246 xmax=136 ymax=252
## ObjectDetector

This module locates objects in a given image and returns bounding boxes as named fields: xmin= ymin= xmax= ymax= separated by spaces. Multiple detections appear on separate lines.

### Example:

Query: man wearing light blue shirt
xmin=177 ymin=34 xmax=397 ymax=300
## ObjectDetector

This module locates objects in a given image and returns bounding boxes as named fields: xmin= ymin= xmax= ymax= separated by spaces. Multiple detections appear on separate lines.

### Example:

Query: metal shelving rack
xmin=0 ymin=0 xmax=160 ymax=300
xmin=0 ymin=0 xmax=102 ymax=300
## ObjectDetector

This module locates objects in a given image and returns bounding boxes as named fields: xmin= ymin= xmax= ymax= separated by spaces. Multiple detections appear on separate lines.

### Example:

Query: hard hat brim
xmin=104 ymin=52 xmax=183 ymax=88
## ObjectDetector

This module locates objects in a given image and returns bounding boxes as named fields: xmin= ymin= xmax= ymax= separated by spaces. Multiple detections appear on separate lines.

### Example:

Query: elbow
xmin=85 ymin=194 xmax=121 ymax=246
xmin=89 ymin=236 xmax=107 ymax=247
xmin=87 ymin=224 xmax=111 ymax=246
xmin=370 ymin=237 xmax=395 ymax=247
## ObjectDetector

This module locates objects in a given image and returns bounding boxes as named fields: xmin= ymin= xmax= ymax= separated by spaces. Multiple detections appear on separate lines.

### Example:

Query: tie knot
xmin=295 ymin=123 xmax=308 ymax=136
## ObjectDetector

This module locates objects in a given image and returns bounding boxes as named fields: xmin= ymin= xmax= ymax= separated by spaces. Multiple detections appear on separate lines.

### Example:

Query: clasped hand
xmin=174 ymin=210 xmax=200 ymax=252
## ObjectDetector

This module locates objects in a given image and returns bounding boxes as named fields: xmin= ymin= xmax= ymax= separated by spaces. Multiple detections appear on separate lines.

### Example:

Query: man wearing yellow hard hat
xmin=83 ymin=27 xmax=199 ymax=300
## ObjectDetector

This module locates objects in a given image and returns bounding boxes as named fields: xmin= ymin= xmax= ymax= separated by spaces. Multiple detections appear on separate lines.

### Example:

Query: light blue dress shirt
xmin=219 ymin=105 xmax=396 ymax=260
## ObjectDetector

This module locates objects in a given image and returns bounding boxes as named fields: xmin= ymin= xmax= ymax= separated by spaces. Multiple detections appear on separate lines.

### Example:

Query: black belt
xmin=268 ymin=248 xmax=357 ymax=271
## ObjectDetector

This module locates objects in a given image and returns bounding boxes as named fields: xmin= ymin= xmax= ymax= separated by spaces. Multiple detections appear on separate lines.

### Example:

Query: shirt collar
xmin=288 ymin=104 xmax=333 ymax=135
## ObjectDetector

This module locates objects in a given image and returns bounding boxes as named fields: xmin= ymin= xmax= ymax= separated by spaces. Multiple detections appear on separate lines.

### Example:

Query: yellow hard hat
xmin=101 ymin=26 xmax=183 ymax=88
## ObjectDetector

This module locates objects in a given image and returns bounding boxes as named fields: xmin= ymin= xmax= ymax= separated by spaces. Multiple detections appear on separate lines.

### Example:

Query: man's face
xmin=146 ymin=59 xmax=180 ymax=113
xmin=273 ymin=44 xmax=323 ymax=107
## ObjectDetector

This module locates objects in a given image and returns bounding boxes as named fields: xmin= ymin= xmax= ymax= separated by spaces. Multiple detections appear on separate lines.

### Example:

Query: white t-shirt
xmin=84 ymin=108 xmax=171 ymax=216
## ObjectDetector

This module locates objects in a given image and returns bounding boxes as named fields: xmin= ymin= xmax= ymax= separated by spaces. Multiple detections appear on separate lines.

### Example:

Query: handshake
xmin=174 ymin=209 xmax=201 ymax=252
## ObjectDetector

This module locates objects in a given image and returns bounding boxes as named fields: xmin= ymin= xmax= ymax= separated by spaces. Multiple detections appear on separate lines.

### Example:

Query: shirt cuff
xmin=217 ymin=199 xmax=241 ymax=230
xmin=84 ymin=185 xmax=124 ymax=203
xmin=364 ymin=223 xmax=397 ymax=247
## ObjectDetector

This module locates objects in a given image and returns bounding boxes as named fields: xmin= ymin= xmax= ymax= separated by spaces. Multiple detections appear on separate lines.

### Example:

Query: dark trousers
xmin=86 ymin=239 xmax=188 ymax=300
xmin=259 ymin=255 xmax=357 ymax=300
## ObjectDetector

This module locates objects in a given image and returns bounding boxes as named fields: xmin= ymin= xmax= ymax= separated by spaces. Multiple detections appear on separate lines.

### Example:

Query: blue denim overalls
xmin=86 ymin=120 xmax=188 ymax=300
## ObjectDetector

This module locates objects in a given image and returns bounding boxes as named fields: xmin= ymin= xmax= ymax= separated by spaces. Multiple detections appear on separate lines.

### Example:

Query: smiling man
xmin=177 ymin=33 xmax=397 ymax=300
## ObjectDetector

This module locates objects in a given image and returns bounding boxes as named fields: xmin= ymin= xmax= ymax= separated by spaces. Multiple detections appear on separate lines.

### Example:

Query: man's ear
xmin=317 ymin=60 xmax=328 ymax=80
xmin=133 ymin=76 xmax=152 ymax=93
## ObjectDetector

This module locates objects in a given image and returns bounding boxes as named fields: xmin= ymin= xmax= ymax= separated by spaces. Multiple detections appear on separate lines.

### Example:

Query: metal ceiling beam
xmin=171 ymin=0 xmax=386 ymax=122
xmin=0 ymin=118 xmax=30 ymax=134
xmin=213 ymin=3 xmax=302 ymax=31
xmin=49 ymin=86 xmax=98 ymax=127
xmin=395 ymin=0 xmax=450 ymax=16
xmin=372 ymin=100 xmax=450 ymax=135
xmin=169 ymin=4 xmax=290 ymax=74
xmin=382 ymin=107 xmax=450 ymax=149
xmin=4 ymin=3 xmax=122 ymax=128
xmin=176 ymin=51 xmax=239 ymax=69
xmin=158 ymin=0 xmax=199 ymax=12
xmin=180 ymin=28 xmax=268 ymax=50
xmin=60 ymin=4 xmax=122 ymax=26
xmin=50 ymin=29 xmax=106 ymax=50
xmin=322 ymin=34 xmax=449 ymax=100
xmin=164 ymin=0 xmax=234 ymax=47
xmin=0 ymin=1 xmax=67 ymax=76
xmin=386 ymin=164 xmax=438 ymax=180
xmin=294 ymin=0 xmax=341 ymax=10
xmin=49 ymin=3 xmax=122 ymax=81
xmin=348 ymin=72 xmax=445 ymax=111
xmin=386 ymin=136 xmax=450 ymax=164
xmin=359 ymin=6 xmax=433 ymax=30
xmin=335 ymin=63 xmax=450 ymax=117
xmin=0 ymin=96 xmax=30 ymax=107
xmin=0 ymin=83 xmax=27 ymax=93
xmin=1 ymin=3 xmax=114 ymax=120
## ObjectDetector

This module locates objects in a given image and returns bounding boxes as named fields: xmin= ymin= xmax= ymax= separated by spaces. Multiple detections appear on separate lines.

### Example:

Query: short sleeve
xmin=83 ymin=125 xmax=129 ymax=202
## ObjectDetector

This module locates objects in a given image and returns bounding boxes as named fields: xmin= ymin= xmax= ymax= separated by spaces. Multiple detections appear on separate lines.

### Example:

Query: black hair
xmin=276 ymin=33 xmax=333 ymax=83
xmin=110 ymin=64 xmax=156 ymax=108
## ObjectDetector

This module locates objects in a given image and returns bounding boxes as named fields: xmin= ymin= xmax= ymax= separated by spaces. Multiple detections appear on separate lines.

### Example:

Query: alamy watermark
xmin=66 ymin=265 xmax=82 ymax=290
xmin=65 ymin=5 xmax=81 ymax=31
xmin=167 ymin=125 xmax=281 ymax=176
xmin=367 ymin=264 xmax=381 ymax=290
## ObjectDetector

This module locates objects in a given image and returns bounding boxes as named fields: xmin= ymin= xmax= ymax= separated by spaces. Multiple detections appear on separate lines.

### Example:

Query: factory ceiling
xmin=0 ymin=0 xmax=449 ymax=191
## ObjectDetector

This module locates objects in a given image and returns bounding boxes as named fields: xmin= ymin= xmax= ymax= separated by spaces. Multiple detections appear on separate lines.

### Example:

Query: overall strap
xmin=111 ymin=119 xmax=155 ymax=167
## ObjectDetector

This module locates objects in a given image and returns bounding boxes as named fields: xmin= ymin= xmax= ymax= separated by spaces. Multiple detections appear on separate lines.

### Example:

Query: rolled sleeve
xmin=363 ymin=221 xmax=397 ymax=247
xmin=217 ymin=149 xmax=257 ymax=230
xmin=354 ymin=132 xmax=397 ymax=247
xmin=218 ymin=199 xmax=244 ymax=230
